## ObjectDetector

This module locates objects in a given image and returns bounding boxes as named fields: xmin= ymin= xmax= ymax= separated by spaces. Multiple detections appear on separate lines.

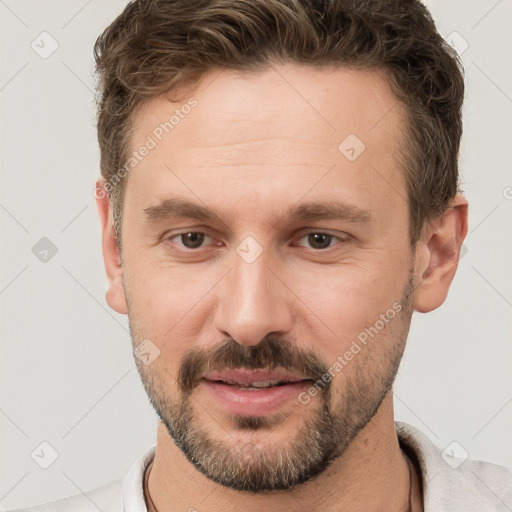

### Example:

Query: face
xmin=116 ymin=64 xmax=417 ymax=492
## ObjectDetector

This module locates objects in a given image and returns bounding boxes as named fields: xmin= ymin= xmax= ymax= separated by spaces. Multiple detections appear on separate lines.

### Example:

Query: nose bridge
xmin=214 ymin=246 xmax=292 ymax=345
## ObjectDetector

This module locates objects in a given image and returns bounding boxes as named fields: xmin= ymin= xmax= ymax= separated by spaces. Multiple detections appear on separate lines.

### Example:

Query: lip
xmin=201 ymin=369 xmax=312 ymax=416
xmin=204 ymin=369 xmax=308 ymax=385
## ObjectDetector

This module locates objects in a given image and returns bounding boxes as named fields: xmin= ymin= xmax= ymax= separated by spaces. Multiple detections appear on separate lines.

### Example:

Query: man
xmin=12 ymin=0 xmax=511 ymax=510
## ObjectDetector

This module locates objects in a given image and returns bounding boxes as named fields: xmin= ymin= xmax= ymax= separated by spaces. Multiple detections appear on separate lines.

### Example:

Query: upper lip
xmin=203 ymin=369 xmax=310 ymax=385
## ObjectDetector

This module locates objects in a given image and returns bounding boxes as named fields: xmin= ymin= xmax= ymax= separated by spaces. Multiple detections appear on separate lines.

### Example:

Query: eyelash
xmin=166 ymin=231 xmax=347 ymax=252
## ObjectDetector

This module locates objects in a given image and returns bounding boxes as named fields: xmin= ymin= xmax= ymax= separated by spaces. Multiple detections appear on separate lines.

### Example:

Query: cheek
xmin=291 ymin=263 xmax=406 ymax=340
xmin=124 ymin=260 xmax=222 ymax=354
xmin=282 ymin=269 xmax=409 ymax=385
xmin=126 ymin=256 xmax=211 ymax=312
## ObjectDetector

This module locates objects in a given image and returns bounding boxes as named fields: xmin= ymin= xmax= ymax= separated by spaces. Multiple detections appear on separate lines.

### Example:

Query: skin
xmin=96 ymin=63 xmax=467 ymax=511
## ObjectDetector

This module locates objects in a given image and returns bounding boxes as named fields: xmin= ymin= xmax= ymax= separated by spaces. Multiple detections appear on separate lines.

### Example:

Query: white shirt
xmin=8 ymin=422 xmax=512 ymax=511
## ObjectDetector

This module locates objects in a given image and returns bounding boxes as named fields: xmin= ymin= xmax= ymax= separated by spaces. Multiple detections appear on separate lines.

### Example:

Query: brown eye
xmin=180 ymin=232 xmax=206 ymax=248
xmin=307 ymin=233 xmax=333 ymax=249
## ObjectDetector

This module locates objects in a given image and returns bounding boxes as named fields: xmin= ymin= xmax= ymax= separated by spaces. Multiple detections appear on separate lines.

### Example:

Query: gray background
xmin=1 ymin=0 xmax=511 ymax=509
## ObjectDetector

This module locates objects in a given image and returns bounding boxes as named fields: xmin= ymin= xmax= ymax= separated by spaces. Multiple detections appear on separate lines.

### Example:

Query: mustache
xmin=178 ymin=336 xmax=328 ymax=394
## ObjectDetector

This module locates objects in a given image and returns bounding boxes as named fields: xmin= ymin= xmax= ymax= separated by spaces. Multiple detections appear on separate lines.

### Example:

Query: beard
xmin=129 ymin=269 xmax=415 ymax=494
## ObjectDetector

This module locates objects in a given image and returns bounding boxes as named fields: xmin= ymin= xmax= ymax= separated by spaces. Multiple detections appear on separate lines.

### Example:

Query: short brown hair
xmin=94 ymin=0 xmax=464 ymax=245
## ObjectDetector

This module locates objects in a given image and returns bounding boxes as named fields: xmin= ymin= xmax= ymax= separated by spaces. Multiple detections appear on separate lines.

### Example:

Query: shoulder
xmin=396 ymin=422 xmax=512 ymax=511
xmin=5 ymin=479 xmax=123 ymax=512
xmin=5 ymin=445 xmax=156 ymax=512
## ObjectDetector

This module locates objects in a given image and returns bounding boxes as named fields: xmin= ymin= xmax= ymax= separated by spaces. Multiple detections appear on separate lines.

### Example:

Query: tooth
xmin=249 ymin=380 xmax=281 ymax=388
xmin=216 ymin=379 xmax=290 ymax=388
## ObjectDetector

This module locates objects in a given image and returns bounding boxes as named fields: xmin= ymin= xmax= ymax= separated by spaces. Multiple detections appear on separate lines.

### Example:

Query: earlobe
xmin=413 ymin=194 xmax=468 ymax=313
xmin=95 ymin=178 xmax=128 ymax=315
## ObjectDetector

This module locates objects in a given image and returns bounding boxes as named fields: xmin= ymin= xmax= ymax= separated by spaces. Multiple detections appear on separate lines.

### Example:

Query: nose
xmin=213 ymin=250 xmax=293 ymax=347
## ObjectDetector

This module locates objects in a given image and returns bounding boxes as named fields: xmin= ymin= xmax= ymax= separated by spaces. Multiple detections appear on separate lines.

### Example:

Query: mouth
xmin=201 ymin=369 xmax=314 ymax=416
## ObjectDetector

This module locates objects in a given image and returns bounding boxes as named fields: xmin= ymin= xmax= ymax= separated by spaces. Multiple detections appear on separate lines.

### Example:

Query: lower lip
xmin=201 ymin=379 xmax=311 ymax=416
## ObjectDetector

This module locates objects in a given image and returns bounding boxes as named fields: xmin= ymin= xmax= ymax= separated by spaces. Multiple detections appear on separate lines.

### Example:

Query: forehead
xmin=125 ymin=63 xmax=407 ymax=227
xmin=132 ymin=63 xmax=403 ymax=150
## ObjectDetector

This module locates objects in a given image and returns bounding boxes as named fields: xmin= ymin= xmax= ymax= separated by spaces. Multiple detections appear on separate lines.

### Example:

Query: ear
xmin=95 ymin=178 xmax=128 ymax=315
xmin=413 ymin=193 xmax=468 ymax=313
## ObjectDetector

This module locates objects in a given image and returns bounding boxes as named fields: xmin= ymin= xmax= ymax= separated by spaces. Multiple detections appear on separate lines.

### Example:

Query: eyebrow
xmin=284 ymin=201 xmax=372 ymax=224
xmin=144 ymin=199 xmax=218 ymax=222
xmin=143 ymin=198 xmax=372 ymax=225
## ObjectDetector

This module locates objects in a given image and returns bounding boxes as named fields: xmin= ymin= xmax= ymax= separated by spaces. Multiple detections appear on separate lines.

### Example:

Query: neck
xmin=146 ymin=393 xmax=418 ymax=512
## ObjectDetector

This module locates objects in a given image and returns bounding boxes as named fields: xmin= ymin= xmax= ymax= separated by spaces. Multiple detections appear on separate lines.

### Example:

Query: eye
xmin=297 ymin=232 xmax=343 ymax=250
xmin=171 ymin=232 xmax=210 ymax=249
